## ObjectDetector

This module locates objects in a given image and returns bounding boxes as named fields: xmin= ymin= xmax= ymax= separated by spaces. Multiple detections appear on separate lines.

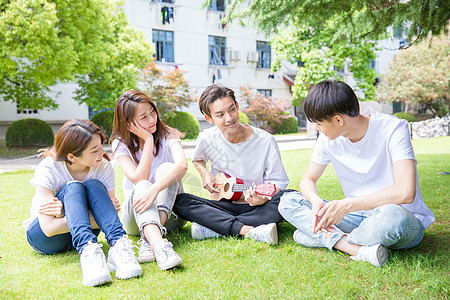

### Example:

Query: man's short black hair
xmin=199 ymin=84 xmax=237 ymax=117
xmin=303 ymin=80 xmax=360 ymax=122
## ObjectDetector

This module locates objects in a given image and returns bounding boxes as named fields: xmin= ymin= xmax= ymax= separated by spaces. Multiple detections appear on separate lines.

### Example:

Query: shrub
xmin=394 ymin=112 xmax=416 ymax=122
xmin=269 ymin=112 xmax=298 ymax=134
xmin=91 ymin=110 xmax=114 ymax=140
xmin=239 ymin=111 xmax=250 ymax=125
xmin=6 ymin=118 xmax=54 ymax=148
xmin=163 ymin=111 xmax=200 ymax=139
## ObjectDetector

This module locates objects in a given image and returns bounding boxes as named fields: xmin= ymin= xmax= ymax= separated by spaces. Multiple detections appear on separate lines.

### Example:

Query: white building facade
xmin=0 ymin=0 xmax=411 ymax=147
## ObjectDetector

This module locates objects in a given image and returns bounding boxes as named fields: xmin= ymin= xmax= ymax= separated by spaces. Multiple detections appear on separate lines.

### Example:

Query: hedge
xmin=163 ymin=111 xmax=200 ymax=139
xmin=91 ymin=110 xmax=114 ymax=140
xmin=394 ymin=112 xmax=416 ymax=122
xmin=6 ymin=118 xmax=54 ymax=148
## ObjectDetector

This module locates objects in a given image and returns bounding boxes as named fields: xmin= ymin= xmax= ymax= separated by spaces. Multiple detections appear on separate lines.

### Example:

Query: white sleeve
xmin=263 ymin=136 xmax=290 ymax=190
xmin=389 ymin=120 xmax=416 ymax=163
xmin=192 ymin=132 xmax=209 ymax=162
xmin=96 ymin=160 xmax=116 ymax=192
xmin=112 ymin=139 xmax=133 ymax=160
xmin=29 ymin=159 xmax=57 ymax=193
xmin=310 ymin=134 xmax=330 ymax=166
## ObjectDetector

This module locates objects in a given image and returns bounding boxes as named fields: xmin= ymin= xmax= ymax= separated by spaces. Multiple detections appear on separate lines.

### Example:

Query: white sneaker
xmin=107 ymin=236 xmax=142 ymax=279
xmin=80 ymin=242 xmax=112 ymax=287
xmin=245 ymin=223 xmax=278 ymax=245
xmin=350 ymin=244 xmax=389 ymax=267
xmin=293 ymin=230 xmax=322 ymax=247
xmin=154 ymin=239 xmax=183 ymax=270
xmin=137 ymin=238 xmax=155 ymax=263
xmin=191 ymin=222 xmax=222 ymax=240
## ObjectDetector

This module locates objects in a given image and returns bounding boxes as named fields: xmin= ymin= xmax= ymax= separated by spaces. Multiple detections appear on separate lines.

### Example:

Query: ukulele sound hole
xmin=224 ymin=183 xmax=230 ymax=192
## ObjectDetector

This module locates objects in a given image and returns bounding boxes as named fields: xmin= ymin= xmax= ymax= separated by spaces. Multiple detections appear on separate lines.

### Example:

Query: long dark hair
xmin=110 ymin=90 xmax=182 ymax=163
xmin=42 ymin=119 xmax=110 ymax=164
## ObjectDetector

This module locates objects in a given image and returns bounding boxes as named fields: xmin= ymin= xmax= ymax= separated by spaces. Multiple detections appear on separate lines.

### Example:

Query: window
xmin=17 ymin=102 xmax=37 ymax=115
xmin=257 ymin=41 xmax=271 ymax=68
xmin=209 ymin=0 xmax=226 ymax=11
xmin=152 ymin=30 xmax=174 ymax=62
xmin=257 ymin=89 xmax=272 ymax=98
xmin=209 ymin=36 xmax=226 ymax=65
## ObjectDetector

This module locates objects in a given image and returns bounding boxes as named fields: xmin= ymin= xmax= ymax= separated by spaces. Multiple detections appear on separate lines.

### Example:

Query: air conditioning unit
xmin=231 ymin=50 xmax=240 ymax=61
xmin=247 ymin=51 xmax=258 ymax=62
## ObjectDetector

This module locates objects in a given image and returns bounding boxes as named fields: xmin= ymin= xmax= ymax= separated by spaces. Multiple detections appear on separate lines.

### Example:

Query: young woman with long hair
xmin=24 ymin=119 xmax=142 ymax=287
xmin=110 ymin=90 xmax=188 ymax=270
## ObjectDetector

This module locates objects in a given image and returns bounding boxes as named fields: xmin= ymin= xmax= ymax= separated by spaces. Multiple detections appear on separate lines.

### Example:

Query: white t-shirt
xmin=193 ymin=125 xmax=289 ymax=190
xmin=23 ymin=157 xmax=115 ymax=230
xmin=311 ymin=107 xmax=435 ymax=228
xmin=112 ymin=137 xmax=180 ymax=200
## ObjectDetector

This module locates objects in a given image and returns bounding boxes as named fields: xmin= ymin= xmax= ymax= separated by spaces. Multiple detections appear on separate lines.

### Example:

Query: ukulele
xmin=210 ymin=172 xmax=277 ymax=201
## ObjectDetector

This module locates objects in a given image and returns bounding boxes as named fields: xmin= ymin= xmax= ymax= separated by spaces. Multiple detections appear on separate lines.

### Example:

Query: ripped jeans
xmin=279 ymin=192 xmax=425 ymax=250
xmin=120 ymin=162 xmax=186 ymax=237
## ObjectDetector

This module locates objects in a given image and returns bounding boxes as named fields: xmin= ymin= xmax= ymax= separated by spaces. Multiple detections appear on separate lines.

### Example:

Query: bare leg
xmin=159 ymin=211 xmax=167 ymax=225
xmin=239 ymin=225 xmax=254 ymax=236
xmin=333 ymin=235 xmax=361 ymax=256
xmin=143 ymin=224 xmax=164 ymax=251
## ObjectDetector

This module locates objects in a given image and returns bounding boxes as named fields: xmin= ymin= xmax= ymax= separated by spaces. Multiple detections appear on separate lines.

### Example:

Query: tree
xmin=224 ymin=0 xmax=448 ymax=107
xmin=376 ymin=31 xmax=449 ymax=117
xmin=271 ymin=24 xmax=377 ymax=106
xmin=0 ymin=0 xmax=153 ymax=111
xmin=226 ymin=0 xmax=449 ymax=46
xmin=139 ymin=59 xmax=196 ymax=117
xmin=239 ymin=86 xmax=291 ymax=132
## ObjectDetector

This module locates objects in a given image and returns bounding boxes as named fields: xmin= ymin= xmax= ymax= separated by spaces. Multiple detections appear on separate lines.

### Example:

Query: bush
xmin=269 ymin=112 xmax=298 ymax=134
xmin=394 ymin=112 xmax=416 ymax=122
xmin=163 ymin=111 xmax=200 ymax=139
xmin=6 ymin=118 xmax=54 ymax=148
xmin=91 ymin=110 xmax=114 ymax=140
xmin=239 ymin=111 xmax=250 ymax=125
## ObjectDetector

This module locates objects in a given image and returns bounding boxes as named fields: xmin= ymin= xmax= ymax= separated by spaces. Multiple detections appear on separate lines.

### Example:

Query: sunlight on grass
xmin=0 ymin=137 xmax=448 ymax=298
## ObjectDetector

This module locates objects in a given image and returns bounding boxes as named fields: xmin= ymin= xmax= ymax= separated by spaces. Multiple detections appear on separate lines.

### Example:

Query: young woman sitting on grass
xmin=23 ymin=119 xmax=142 ymax=287
xmin=110 ymin=90 xmax=188 ymax=270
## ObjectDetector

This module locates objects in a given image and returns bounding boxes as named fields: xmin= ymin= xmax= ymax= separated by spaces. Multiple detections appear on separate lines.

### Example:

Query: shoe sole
xmin=158 ymin=257 xmax=183 ymax=270
xmin=107 ymin=262 xmax=142 ymax=279
xmin=375 ymin=245 xmax=389 ymax=267
xmin=138 ymin=254 xmax=156 ymax=263
xmin=82 ymin=273 xmax=112 ymax=287
xmin=268 ymin=223 xmax=278 ymax=245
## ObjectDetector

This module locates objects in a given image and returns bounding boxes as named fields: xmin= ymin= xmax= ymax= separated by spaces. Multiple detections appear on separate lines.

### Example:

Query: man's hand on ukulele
xmin=244 ymin=186 xmax=270 ymax=206
xmin=202 ymin=172 xmax=220 ymax=194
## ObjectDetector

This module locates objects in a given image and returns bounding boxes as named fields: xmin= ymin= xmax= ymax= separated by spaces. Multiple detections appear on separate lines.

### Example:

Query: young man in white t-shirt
xmin=173 ymin=84 xmax=294 ymax=245
xmin=279 ymin=80 xmax=435 ymax=266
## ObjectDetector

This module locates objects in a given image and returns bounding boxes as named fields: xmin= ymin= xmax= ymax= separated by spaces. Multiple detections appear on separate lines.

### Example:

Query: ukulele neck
xmin=231 ymin=183 xmax=252 ymax=192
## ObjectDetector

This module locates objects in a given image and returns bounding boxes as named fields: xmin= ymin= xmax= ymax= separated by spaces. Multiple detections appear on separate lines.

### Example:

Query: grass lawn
xmin=0 ymin=137 xmax=448 ymax=299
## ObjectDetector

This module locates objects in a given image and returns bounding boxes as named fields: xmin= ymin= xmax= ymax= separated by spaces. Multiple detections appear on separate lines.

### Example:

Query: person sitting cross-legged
xmin=278 ymin=80 xmax=435 ymax=267
xmin=174 ymin=84 xmax=296 ymax=245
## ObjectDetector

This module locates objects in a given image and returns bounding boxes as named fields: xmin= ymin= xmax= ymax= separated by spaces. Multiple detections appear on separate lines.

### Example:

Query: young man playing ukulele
xmin=173 ymin=84 xmax=295 ymax=245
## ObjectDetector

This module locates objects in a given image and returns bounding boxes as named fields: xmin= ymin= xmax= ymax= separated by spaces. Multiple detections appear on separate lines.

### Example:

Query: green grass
xmin=1 ymin=137 xmax=449 ymax=299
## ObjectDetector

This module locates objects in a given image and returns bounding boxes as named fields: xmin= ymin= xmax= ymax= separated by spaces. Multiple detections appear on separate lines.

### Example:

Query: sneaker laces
xmin=81 ymin=243 xmax=106 ymax=268
xmin=114 ymin=238 xmax=139 ymax=264
xmin=137 ymin=238 xmax=152 ymax=253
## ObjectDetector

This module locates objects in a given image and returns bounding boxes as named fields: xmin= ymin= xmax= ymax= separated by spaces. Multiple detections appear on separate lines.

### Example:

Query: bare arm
xmin=132 ymin=141 xmax=188 ymax=213
xmin=36 ymin=186 xmax=99 ymax=237
xmin=315 ymin=159 xmax=417 ymax=232
xmin=117 ymin=122 xmax=155 ymax=185
xmin=192 ymin=159 xmax=220 ymax=193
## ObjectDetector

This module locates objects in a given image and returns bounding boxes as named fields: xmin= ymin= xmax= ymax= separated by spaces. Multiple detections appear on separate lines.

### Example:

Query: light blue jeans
xmin=279 ymin=192 xmax=425 ymax=250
